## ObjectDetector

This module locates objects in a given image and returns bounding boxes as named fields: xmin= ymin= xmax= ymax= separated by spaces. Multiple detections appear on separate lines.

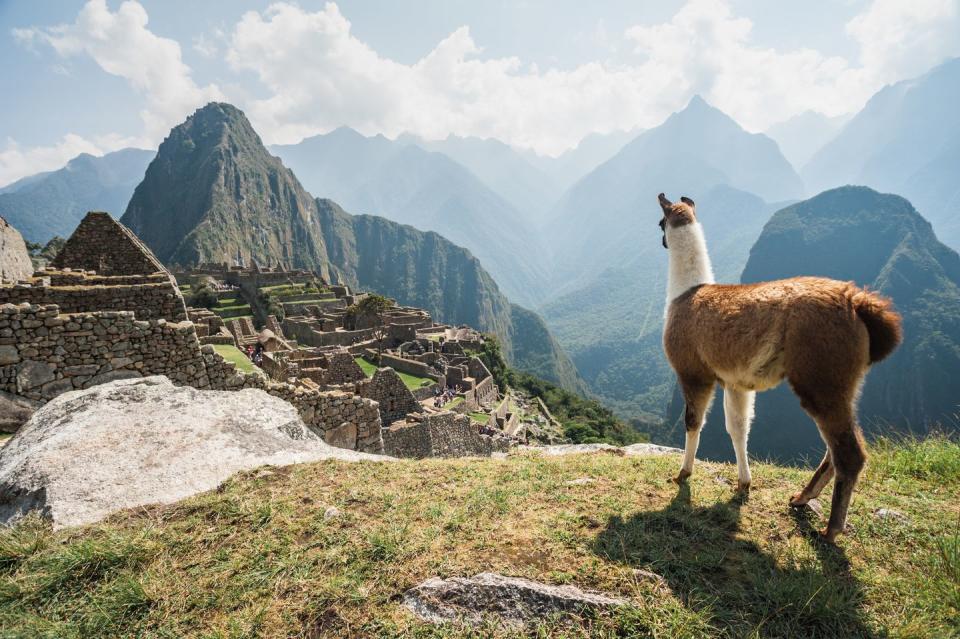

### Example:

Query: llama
xmin=657 ymin=193 xmax=902 ymax=542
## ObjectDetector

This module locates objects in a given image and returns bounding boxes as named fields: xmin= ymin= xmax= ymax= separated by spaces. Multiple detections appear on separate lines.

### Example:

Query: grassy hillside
xmin=1 ymin=437 xmax=957 ymax=637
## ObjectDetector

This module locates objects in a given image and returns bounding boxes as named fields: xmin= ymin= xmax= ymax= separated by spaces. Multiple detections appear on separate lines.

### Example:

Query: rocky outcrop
xmin=0 ymin=390 xmax=39 ymax=433
xmin=515 ymin=443 xmax=681 ymax=457
xmin=0 ymin=217 xmax=32 ymax=283
xmin=0 ymin=376 xmax=391 ymax=528
xmin=403 ymin=572 xmax=628 ymax=628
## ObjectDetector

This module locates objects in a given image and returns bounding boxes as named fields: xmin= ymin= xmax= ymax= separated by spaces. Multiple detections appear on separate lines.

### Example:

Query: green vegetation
xmin=0 ymin=437 xmax=957 ymax=636
xmin=478 ymin=335 xmax=641 ymax=446
xmin=354 ymin=356 xmax=377 ymax=378
xmin=468 ymin=412 xmax=490 ymax=423
xmin=212 ymin=344 xmax=256 ymax=374
xmin=356 ymin=356 xmax=435 ymax=391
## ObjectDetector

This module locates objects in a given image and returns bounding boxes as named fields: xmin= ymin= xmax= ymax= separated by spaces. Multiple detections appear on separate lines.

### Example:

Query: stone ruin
xmin=0 ymin=213 xmax=384 ymax=452
xmin=1 ymin=214 xmax=522 ymax=459
xmin=171 ymin=252 xmax=523 ymax=457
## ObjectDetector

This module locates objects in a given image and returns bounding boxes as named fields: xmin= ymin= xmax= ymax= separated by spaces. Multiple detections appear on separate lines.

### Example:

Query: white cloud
xmin=0 ymin=133 xmax=138 ymax=188
xmin=8 ymin=0 xmax=960 ymax=169
xmin=223 ymin=0 xmax=960 ymax=155
xmin=17 ymin=0 xmax=222 ymax=144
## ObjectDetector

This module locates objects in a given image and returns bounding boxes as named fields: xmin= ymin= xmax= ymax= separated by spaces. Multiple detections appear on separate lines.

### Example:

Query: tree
xmin=345 ymin=294 xmax=394 ymax=361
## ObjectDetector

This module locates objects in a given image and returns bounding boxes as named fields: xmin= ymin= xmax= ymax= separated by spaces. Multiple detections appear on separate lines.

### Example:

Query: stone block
xmin=16 ymin=360 xmax=56 ymax=391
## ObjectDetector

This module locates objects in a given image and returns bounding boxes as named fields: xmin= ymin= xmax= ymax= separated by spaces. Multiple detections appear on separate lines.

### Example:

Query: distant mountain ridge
xmin=539 ymin=96 xmax=798 ymax=419
xmin=121 ymin=103 xmax=584 ymax=392
xmin=0 ymin=148 xmax=154 ymax=243
xmin=271 ymin=129 xmax=551 ymax=307
xmin=802 ymin=57 xmax=960 ymax=249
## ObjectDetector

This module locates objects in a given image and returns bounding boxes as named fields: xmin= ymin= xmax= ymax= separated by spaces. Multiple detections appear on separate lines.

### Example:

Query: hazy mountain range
xmin=119 ymin=102 xmax=584 ymax=392
xmin=271 ymin=129 xmax=551 ymax=307
xmin=0 ymin=148 xmax=153 ymax=243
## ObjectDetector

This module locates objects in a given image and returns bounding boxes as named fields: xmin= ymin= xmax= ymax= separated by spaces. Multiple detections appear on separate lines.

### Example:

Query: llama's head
xmin=658 ymin=193 xmax=696 ymax=248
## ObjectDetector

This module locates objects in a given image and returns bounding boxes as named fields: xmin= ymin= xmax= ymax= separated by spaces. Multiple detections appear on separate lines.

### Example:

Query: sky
xmin=1 ymin=0 xmax=959 ymax=186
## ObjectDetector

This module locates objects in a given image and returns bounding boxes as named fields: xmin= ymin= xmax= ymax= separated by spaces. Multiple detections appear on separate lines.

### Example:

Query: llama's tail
xmin=852 ymin=288 xmax=902 ymax=364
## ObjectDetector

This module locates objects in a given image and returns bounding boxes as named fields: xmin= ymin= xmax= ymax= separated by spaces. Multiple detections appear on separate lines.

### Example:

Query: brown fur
xmin=660 ymin=195 xmax=903 ymax=543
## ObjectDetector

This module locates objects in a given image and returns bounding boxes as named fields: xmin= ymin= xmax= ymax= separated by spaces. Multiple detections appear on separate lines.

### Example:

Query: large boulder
xmin=0 ymin=216 xmax=33 ymax=283
xmin=0 ymin=376 xmax=390 ymax=528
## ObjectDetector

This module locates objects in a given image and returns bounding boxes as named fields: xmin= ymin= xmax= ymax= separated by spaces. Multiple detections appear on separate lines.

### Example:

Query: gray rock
xmin=16 ymin=360 xmax=56 ymax=391
xmin=324 ymin=421 xmax=358 ymax=449
xmin=622 ymin=443 xmax=682 ymax=456
xmin=403 ymin=572 xmax=627 ymax=628
xmin=0 ymin=376 xmax=392 ymax=528
xmin=0 ymin=391 xmax=40 ymax=434
xmin=0 ymin=217 xmax=32 ymax=284
xmin=874 ymin=508 xmax=909 ymax=523
xmin=518 ymin=443 xmax=625 ymax=456
xmin=323 ymin=506 xmax=341 ymax=520
xmin=0 ymin=345 xmax=19 ymax=366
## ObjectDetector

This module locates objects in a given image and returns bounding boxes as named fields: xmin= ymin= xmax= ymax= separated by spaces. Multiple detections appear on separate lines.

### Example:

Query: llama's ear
xmin=680 ymin=196 xmax=695 ymax=208
xmin=658 ymin=193 xmax=673 ymax=211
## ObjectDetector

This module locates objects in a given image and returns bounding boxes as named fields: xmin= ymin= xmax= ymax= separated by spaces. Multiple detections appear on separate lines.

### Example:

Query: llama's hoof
xmin=789 ymin=493 xmax=809 ymax=507
xmin=736 ymin=480 xmax=751 ymax=492
xmin=672 ymin=470 xmax=691 ymax=485
xmin=820 ymin=527 xmax=841 ymax=544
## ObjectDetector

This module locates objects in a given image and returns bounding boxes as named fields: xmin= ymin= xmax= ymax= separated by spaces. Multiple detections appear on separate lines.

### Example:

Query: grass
xmin=355 ymin=356 xmax=378 ymax=377
xmin=212 ymin=344 xmax=256 ymax=374
xmin=468 ymin=412 xmax=490 ymax=423
xmin=0 ymin=437 xmax=957 ymax=637
xmin=356 ymin=357 xmax=435 ymax=391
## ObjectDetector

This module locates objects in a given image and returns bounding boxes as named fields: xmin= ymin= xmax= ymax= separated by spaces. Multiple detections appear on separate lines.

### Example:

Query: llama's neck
xmin=666 ymin=222 xmax=715 ymax=305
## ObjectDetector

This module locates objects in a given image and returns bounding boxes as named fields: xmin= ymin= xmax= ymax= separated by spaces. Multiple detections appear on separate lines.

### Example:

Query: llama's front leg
xmin=723 ymin=387 xmax=755 ymax=491
xmin=675 ymin=380 xmax=715 ymax=484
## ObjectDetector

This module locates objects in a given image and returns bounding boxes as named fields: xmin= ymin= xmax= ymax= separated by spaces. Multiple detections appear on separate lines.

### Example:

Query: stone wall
xmin=324 ymin=350 xmax=366 ymax=385
xmin=0 ymin=302 xmax=383 ymax=453
xmin=379 ymin=353 xmax=442 ymax=382
xmin=357 ymin=367 xmax=421 ymax=425
xmin=0 ymin=217 xmax=33 ymax=284
xmin=382 ymin=412 xmax=512 ymax=459
xmin=0 ymin=272 xmax=187 ymax=322
xmin=51 ymin=212 xmax=166 ymax=276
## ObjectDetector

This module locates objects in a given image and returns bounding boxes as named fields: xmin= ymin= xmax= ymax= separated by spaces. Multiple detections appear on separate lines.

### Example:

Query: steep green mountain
xmin=121 ymin=103 xmax=583 ymax=391
xmin=543 ymin=186 xmax=779 ymax=420
xmin=271 ymin=129 xmax=551 ymax=307
xmin=543 ymin=96 xmax=803 ymax=295
xmin=664 ymin=187 xmax=960 ymax=462
xmin=0 ymin=148 xmax=154 ymax=243
xmin=122 ymin=103 xmax=330 ymax=271
xmin=802 ymin=58 xmax=960 ymax=249
xmin=314 ymin=199 xmax=584 ymax=392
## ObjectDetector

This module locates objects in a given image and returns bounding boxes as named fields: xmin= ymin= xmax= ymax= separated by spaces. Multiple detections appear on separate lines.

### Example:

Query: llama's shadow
xmin=592 ymin=485 xmax=881 ymax=638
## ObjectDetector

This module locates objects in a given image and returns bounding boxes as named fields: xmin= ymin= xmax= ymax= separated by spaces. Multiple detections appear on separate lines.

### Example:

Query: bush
xmin=187 ymin=285 xmax=218 ymax=309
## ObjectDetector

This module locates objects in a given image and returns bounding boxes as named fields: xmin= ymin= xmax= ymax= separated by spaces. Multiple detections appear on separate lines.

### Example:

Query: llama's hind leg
xmin=822 ymin=426 xmax=867 ymax=542
xmin=792 ymin=379 xmax=866 ymax=542
xmin=790 ymin=451 xmax=833 ymax=506
xmin=675 ymin=378 xmax=715 ymax=484
xmin=723 ymin=387 xmax=755 ymax=491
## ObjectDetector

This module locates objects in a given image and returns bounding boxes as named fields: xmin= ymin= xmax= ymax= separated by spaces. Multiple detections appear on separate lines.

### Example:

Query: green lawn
xmin=354 ymin=356 xmax=377 ymax=377
xmin=212 ymin=344 xmax=256 ymax=374
xmin=469 ymin=411 xmax=490 ymax=423
xmin=0 ymin=437 xmax=957 ymax=636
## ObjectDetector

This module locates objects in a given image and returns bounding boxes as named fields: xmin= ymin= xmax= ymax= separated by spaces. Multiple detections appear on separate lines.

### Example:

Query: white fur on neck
xmin=665 ymin=222 xmax=715 ymax=305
